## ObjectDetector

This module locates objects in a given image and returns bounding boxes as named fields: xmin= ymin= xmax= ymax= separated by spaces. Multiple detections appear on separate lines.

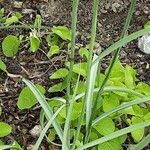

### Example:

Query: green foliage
xmin=1 ymin=0 xmax=150 ymax=149
xmin=48 ymin=81 xmax=67 ymax=93
xmin=93 ymin=117 xmax=115 ymax=136
xmin=29 ymin=31 xmax=40 ymax=52
xmin=98 ymin=139 xmax=120 ymax=150
xmin=59 ymin=102 xmax=83 ymax=121
xmin=34 ymin=15 xmax=42 ymax=29
xmin=48 ymin=129 xmax=57 ymax=142
xmin=125 ymin=65 xmax=137 ymax=89
xmin=17 ymin=84 xmax=45 ymax=109
xmin=50 ymin=68 xmax=69 ymax=79
xmin=79 ymin=48 xmax=89 ymax=60
xmin=0 ymin=60 xmax=7 ymax=72
xmin=2 ymin=35 xmax=20 ymax=57
xmin=144 ymin=21 xmax=150 ymax=29
xmin=51 ymin=26 xmax=71 ymax=41
xmin=131 ymin=117 xmax=144 ymax=142
xmin=0 ymin=122 xmax=12 ymax=137
xmin=4 ymin=12 xmax=22 ymax=26
xmin=102 ymin=94 xmax=120 ymax=113
xmin=47 ymin=45 xmax=60 ymax=57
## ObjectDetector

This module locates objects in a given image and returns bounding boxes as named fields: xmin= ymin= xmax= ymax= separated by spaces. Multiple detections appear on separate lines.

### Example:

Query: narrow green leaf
xmin=93 ymin=97 xmax=150 ymax=126
xmin=77 ymin=121 xmax=150 ymax=150
xmin=133 ymin=134 xmax=150 ymax=150
xmin=93 ymin=28 xmax=150 ymax=65
xmin=33 ymin=105 xmax=65 ymax=150
xmin=22 ymin=78 xmax=63 ymax=142
xmin=0 ymin=145 xmax=21 ymax=150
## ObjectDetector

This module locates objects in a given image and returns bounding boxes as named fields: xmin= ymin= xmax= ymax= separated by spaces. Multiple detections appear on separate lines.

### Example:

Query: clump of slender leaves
xmin=1 ymin=0 xmax=150 ymax=150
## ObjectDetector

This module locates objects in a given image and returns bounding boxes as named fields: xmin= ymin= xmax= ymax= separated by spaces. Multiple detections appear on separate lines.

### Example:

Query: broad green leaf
xmin=0 ymin=122 xmax=12 ymax=137
xmin=48 ymin=129 xmax=56 ymax=141
xmin=133 ymin=134 xmax=150 ymax=150
xmin=93 ymin=117 xmax=115 ymax=136
xmin=93 ymin=97 xmax=149 ymax=126
xmin=30 ymin=33 xmax=40 ymax=52
xmin=17 ymin=84 xmax=45 ymax=109
xmin=59 ymin=102 xmax=82 ymax=121
xmin=0 ymin=60 xmax=7 ymax=72
xmin=79 ymin=48 xmax=89 ymax=60
xmin=46 ymin=34 xmax=59 ymax=47
xmin=50 ymin=68 xmax=68 ymax=79
xmin=76 ymin=81 xmax=86 ymax=94
xmin=0 ymin=8 xmax=4 ymax=18
xmin=103 ymin=94 xmax=120 ymax=112
xmin=106 ymin=60 xmax=125 ymax=82
xmin=4 ymin=16 xmax=18 ymax=25
xmin=144 ymin=21 xmax=150 ymax=29
xmin=0 ymin=139 xmax=4 ymax=145
xmin=89 ymin=132 xmax=99 ymax=141
xmin=11 ymin=141 xmax=22 ymax=150
xmin=123 ymin=107 xmax=135 ymax=116
xmin=110 ymin=81 xmax=128 ymax=98
xmin=98 ymin=139 xmax=120 ymax=150
xmin=136 ymin=82 xmax=150 ymax=96
xmin=95 ymin=73 xmax=106 ymax=87
xmin=144 ymin=112 xmax=150 ymax=121
xmin=77 ymin=121 xmax=150 ymax=150
xmin=132 ymin=105 xmax=143 ymax=116
xmin=131 ymin=117 xmax=144 ymax=142
xmin=47 ymin=45 xmax=60 ymax=57
xmin=48 ymin=82 xmax=67 ymax=93
xmin=125 ymin=65 xmax=136 ymax=89
xmin=22 ymin=78 xmax=63 ymax=143
xmin=51 ymin=26 xmax=71 ymax=41
xmin=14 ymin=12 xmax=23 ymax=19
xmin=2 ymin=35 xmax=20 ymax=57
xmin=65 ymin=62 xmax=87 ymax=77
xmin=118 ymin=134 xmax=127 ymax=144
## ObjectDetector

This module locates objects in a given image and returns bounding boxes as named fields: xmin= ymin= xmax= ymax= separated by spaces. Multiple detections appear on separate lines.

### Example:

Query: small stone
xmin=27 ymin=145 xmax=34 ymax=150
xmin=112 ymin=3 xmax=121 ymax=13
xmin=135 ymin=11 xmax=140 ymax=16
xmin=138 ymin=34 xmax=150 ymax=54
xmin=146 ymin=63 xmax=149 ymax=69
xmin=29 ymin=125 xmax=41 ymax=137
xmin=13 ymin=1 xmax=23 ymax=8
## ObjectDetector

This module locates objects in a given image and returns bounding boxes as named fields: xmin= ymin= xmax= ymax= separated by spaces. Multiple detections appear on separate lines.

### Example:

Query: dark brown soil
xmin=0 ymin=0 xmax=150 ymax=149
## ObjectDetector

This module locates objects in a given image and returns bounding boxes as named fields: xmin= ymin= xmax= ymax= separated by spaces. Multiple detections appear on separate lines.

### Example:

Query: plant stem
xmin=84 ymin=0 xmax=137 ymax=143
xmin=64 ymin=0 xmax=79 ymax=149
xmin=66 ymin=0 xmax=79 ymax=101
xmin=72 ymin=0 xmax=99 ymax=149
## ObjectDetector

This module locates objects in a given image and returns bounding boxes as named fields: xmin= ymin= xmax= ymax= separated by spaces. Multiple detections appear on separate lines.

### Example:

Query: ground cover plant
xmin=0 ymin=0 xmax=150 ymax=149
